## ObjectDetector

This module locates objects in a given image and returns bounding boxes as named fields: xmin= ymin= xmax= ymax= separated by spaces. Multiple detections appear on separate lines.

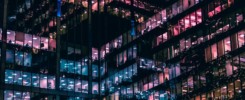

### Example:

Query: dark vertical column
xmin=88 ymin=0 xmax=93 ymax=98
xmin=98 ymin=48 xmax=101 ymax=99
xmin=56 ymin=17 xmax=61 ymax=100
xmin=97 ymin=0 xmax=101 ymax=99
xmin=130 ymin=0 xmax=135 ymax=97
xmin=0 ymin=0 xmax=8 ymax=99
xmin=56 ymin=0 xmax=61 ymax=99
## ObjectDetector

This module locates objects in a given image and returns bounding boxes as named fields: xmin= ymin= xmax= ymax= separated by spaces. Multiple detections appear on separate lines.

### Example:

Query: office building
xmin=0 ymin=0 xmax=245 ymax=99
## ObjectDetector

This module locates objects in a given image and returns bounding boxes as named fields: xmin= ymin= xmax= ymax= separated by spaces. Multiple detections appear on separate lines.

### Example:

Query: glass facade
xmin=0 ymin=0 xmax=245 ymax=99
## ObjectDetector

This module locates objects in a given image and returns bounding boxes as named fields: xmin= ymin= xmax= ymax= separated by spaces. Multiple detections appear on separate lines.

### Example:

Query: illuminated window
xmin=224 ymin=37 xmax=231 ymax=53
xmin=15 ymin=32 xmax=24 ymax=46
xmin=24 ymin=34 xmax=32 ymax=47
xmin=7 ymin=30 xmax=15 ymax=44
xmin=15 ymin=51 xmax=24 ymax=66
xmin=33 ymin=35 xmax=40 ymax=49
xmin=211 ymin=44 xmax=217 ymax=60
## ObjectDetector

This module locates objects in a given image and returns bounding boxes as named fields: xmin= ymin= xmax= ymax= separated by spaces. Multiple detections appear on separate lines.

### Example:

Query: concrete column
xmin=0 ymin=0 xmax=8 ymax=99
xmin=88 ymin=0 xmax=93 ymax=98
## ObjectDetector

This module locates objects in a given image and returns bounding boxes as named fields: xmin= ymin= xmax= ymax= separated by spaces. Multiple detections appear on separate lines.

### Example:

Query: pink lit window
xmin=159 ymin=73 xmax=164 ymax=84
xmin=184 ymin=16 xmax=191 ymax=29
xmin=33 ymin=35 xmax=40 ymax=49
xmin=41 ymin=37 xmax=49 ymax=50
xmin=7 ymin=30 xmax=15 ymax=44
xmin=24 ymin=34 xmax=32 ymax=47
xmin=211 ymin=44 xmax=217 ymax=60
xmin=224 ymin=37 xmax=231 ymax=53
xmin=190 ymin=12 xmax=197 ymax=27
xmin=40 ymin=75 xmax=47 ymax=89
xmin=49 ymin=38 xmax=56 ymax=51
xmin=214 ymin=5 xmax=221 ymax=15
xmin=180 ymin=39 xmax=185 ymax=51
xmin=157 ymin=35 xmax=163 ymax=46
xmin=164 ymin=68 xmax=169 ymax=80
xmin=238 ymin=30 xmax=245 ymax=47
xmin=236 ymin=13 xmax=243 ymax=24
xmin=173 ymin=25 xmax=180 ymax=36
xmin=185 ymin=38 xmax=191 ymax=49
xmin=15 ymin=32 xmax=24 ymax=46
xmin=179 ymin=19 xmax=185 ymax=33
xmin=196 ymin=9 xmax=202 ymax=24
xmin=143 ymin=83 xmax=148 ymax=91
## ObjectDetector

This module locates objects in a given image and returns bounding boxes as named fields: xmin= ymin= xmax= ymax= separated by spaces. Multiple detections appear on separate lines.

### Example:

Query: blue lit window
xmin=5 ymin=70 xmax=14 ymax=84
xmin=82 ymin=80 xmax=88 ymax=93
xmin=67 ymin=60 xmax=74 ymax=73
xmin=82 ymin=60 xmax=88 ymax=76
xmin=4 ymin=90 xmax=30 ymax=100
xmin=15 ymin=51 xmax=24 ymax=66
xmin=6 ymin=50 xmax=14 ymax=63
xmin=92 ymin=64 xmax=98 ymax=77
xmin=24 ymin=52 xmax=32 ymax=67
xmin=32 ymin=73 xmax=40 ymax=87
xmin=13 ymin=71 xmax=22 ymax=85
xmin=75 ymin=80 xmax=82 ymax=92
xmin=75 ymin=62 xmax=82 ymax=74
xmin=60 ymin=59 xmax=67 ymax=72
xmin=60 ymin=77 xmax=67 ymax=91
xmin=22 ymin=72 xmax=31 ymax=86
xmin=67 ymin=78 xmax=75 ymax=91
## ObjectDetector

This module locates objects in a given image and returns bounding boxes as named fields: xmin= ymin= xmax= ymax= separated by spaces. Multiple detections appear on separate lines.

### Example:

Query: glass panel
xmin=82 ymin=60 xmax=88 ymax=75
xmin=15 ymin=51 xmax=24 ymax=66
xmin=40 ymin=74 xmax=47 ymax=88
xmin=224 ymin=37 xmax=231 ymax=53
xmin=13 ymin=71 xmax=22 ymax=85
xmin=82 ymin=80 xmax=88 ymax=93
xmin=6 ymin=50 xmax=14 ymax=63
xmin=67 ymin=78 xmax=74 ymax=91
xmin=92 ymin=64 xmax=98 ymax=77
xmin=60 ymin=77 xmax=67 ymax=91
xmin=5 ymin=70 xmax=14 ymax=84
xmin=22 ymin=72 xmax=31 ymax=86
xmin=24 ymin=52 xmax=32 ymax=67
xmin=75 ymin=80 xmax=82 ymax=92
xmin=211 ymin=44 xmax=217 ymax=60
xmin=41 ymin=37 xmax=49 ymax=50
xmin=60 ymin=59 xmax=67 ymax=72
xmin=4 ymin=90 xmax=13 ymax=100
xmin=92 ymin=82 xmax=99 ymax=94
xmin=228 ymin=82 xmax=234 ymax=99
xmin=48 ymin=76 xmax=55 ymax=89
xmin=32 ymin=73 xmax=40 ymax=87
xmin=67 ymin=60 xmax=74 ymax=73
xmin=15 ymin=32 xmax=24 ymax=46
xmin=7 ymin=30 xmax=15 ymax=44
xmin=75 ymin=61 xmax=82 ymax=74
xmin=238 ymin=30 xmax=245 ymax=47
xmin=33 ymin=35 xmax=40 ymax=49
xmin=49 ymin=38 xmax=56 ymax=51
